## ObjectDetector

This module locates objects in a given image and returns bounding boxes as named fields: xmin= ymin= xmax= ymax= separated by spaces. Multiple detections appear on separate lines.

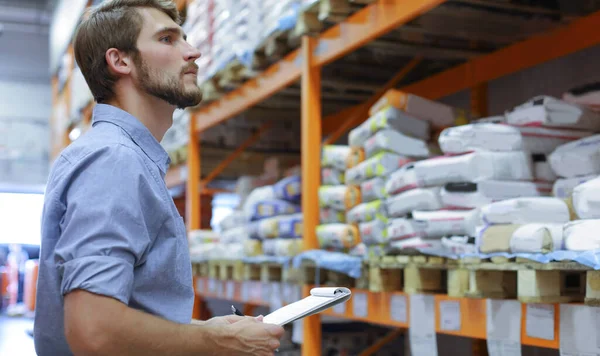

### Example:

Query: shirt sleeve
xmin=55 ymin=144 xmax=162 ymax=304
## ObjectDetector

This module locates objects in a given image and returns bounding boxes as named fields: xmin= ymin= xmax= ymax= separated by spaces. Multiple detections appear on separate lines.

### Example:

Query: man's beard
xmin=133 ymin=54 xmax=202 ymax=109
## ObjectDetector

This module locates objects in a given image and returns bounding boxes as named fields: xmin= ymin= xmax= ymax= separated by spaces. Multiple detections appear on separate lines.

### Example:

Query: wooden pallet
xmin=368 ymin=255 xmax=452 ymax=294
xmin=299 ymin=260 xmax=369 ymax=289
xmin=456 ymin=258 xmax=596 ymax=304
xmin=208 ymin=260 xmax=244 ymax=281
xmin=192 ymin=262 xmax=210 ymax=278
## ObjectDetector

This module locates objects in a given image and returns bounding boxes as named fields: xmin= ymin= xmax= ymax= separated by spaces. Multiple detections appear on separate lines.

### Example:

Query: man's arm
xmin=65 ymin=290 xmax=284 ymax=356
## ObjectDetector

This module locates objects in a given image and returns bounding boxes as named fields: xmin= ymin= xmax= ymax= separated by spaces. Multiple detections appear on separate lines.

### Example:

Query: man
xmin=34 ymin=1 xmax=284 ymax=354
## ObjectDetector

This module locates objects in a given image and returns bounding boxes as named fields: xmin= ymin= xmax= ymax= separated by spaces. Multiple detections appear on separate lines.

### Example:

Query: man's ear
xmin=105 ymin=48 xmax=132 ymax=76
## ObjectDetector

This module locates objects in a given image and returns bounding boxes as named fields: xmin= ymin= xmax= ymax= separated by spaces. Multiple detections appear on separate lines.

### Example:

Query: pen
xmin=231 ymin=305 xmax=244 ymax=316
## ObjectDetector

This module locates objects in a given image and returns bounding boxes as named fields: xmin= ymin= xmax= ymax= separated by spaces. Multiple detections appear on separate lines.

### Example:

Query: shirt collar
xmin=92 ymin=104 xmax=171 ymax=174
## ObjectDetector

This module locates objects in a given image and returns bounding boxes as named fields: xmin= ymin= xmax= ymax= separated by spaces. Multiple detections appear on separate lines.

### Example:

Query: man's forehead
xmin=137 ymin=7 xmax=180 ymax=34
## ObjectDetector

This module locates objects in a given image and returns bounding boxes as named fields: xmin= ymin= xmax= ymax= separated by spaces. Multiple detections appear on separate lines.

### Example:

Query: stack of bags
xmin=242 ymin=175 xmax=304 ymax=258
xmin=217 ymin=210 xmax=251 ymax=259
xmin=445 ymin=95 xmax=600 ymax=256
xmin=345 ymin=96 xmax=436 ymax=256
xmin=188 ymin=229 xmax=221 ymax=260
xmin=317 ymin=145 xmax=362 ymax=252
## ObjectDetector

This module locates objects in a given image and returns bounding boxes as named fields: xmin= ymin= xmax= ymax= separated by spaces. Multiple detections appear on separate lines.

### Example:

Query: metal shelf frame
xmin=177 ymin=0 xmax=600 ymax=354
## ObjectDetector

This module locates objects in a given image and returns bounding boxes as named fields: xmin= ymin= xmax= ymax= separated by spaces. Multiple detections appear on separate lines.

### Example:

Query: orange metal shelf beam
xmin=194 ymin=51 xmax=302 ymax=133
xmin=313 ymin=0 xmax=446 ymax=67
xmin=403 ymin=9 xmax=600 ymax=100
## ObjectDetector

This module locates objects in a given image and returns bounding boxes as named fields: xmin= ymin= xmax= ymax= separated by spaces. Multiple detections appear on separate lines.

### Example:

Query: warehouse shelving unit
xmin=182 ymin=1 xmax=600 ymax=355
xmin=46 ymin=0 xmax=600 ymax=354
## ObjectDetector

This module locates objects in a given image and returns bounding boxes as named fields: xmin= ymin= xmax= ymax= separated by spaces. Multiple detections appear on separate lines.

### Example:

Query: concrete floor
xmin=0 ymin=314 xmax=36 ymax=356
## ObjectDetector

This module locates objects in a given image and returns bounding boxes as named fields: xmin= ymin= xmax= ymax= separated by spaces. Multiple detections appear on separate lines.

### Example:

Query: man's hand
xmin=216 ymin=316 xmax=285 ymax=356
xmin=203 ymin=315 xmax=247 ymax=326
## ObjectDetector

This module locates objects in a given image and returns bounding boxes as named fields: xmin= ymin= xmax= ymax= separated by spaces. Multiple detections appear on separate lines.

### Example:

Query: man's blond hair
xmin=74 ymin=0 xmax=180 ymax=103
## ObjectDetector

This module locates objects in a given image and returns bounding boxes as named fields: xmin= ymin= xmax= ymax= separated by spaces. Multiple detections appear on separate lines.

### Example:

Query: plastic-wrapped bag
xmin=218 ymin=211 xmax=246 ymax=231
xmin=273 ymin=175 xmax=301 ymax=202
xmin=506 ymin=95 xmax=600 ymax=131
xmin=364 ymin=129 xmax=430 ymax=159
xmin=221 ymin=226 xmax=250 ymax=244
xmin=321 ymin=145 xmax=351 ymax=171
xmin=349 ymin=106 xmax=430 ymax=147
xmin=257 ymin=216 xmax=282 ymax=239
xmin=553 ymin=174 xmax=597 ymax=199
xmin=243 ymin=239 xmax=263 ymax=257
xmin=359 ymin=217 xmax=388 ymax=245
xmin=346 ymin=200 xmax=387 ymax=224
xmin=564 ymin=220 xmax=600 ymax=251
xmin=572 ymin=177 xmax=600 ymax=219
xmin=319 ymin=208 xmax=346 ymax=224
xmin=318 ymin=186 xmax=361 ymax=211
xmin=246 ymin=199 xmax=301 ymax=221
xmin=386 ymin=187 xmax=442 ymax=218
xmin=277 ymin=213 xmax=303 ymax=238
xmin=387 ymin=218 xmax=424 ymax=242
xmin=480 ymin=197 xmax=570 ymax=225
xmin=345 ymin=152 xmax=412 ymax=185
xmin=439 ymin=122 xmax=591 ymax=155
xmin=322 ymin=168 xmax=345 ymax=185
xmin=509 ymin=223 xmax=564 ymax=253
xmin=360 ymin=177 xmax=387 ymax=203
xmin=264 ymin=238 xmax=303 ymax=257
xmin=243 ymin=185 xmax=276 ymax=217
xmin=412 ymin=209 xmax=480 ymax=238
xmin=316 ymin=224 xmax=360 ymax=250
xmin=549 ymin=134 xmax=600 ymax=178
xmin=440 ymin=181 xmax=540 ymax=210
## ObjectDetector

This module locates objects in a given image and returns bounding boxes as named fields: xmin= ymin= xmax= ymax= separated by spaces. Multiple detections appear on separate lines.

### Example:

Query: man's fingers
xmin=265 ymin=324 xmax=285 ymax=338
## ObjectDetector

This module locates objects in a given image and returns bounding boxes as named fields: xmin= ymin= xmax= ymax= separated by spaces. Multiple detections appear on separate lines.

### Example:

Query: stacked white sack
xmin=477 ymin=197 xmax=570 ymax=254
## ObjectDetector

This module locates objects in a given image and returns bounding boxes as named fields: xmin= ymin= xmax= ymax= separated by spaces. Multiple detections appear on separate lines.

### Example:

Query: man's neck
xmin=105 ymin=92 xmax=174 ymax=142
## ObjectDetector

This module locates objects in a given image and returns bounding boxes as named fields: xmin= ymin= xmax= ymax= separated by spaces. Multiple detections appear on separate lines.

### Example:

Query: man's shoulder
xmin=59 ymin=127 xmax=146 ymax=168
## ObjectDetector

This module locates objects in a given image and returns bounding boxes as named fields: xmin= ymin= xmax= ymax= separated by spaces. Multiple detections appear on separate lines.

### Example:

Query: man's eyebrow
xmin=155 ymin=27 xmax=187 ymax=41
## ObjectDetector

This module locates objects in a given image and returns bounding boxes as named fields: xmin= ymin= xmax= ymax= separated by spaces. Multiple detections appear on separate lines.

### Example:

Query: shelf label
xmin=333 ymin=301 xmax=346 ymax=315
xmin=439 ymin=300 xmax=461 ymax=331
xmin=282 ymin=283 xmax=293 ymax=304
xmin=250 ymin=282 xmax=262 ymax=301
xmin=409 ymin=294 xmax=438 ymax=356
xmin=241 ymin=281 xmax=250 ymax=302
xmin=353 ymin=292 xmax=368 ymax=317
xmin=269 ymin=283 xmax=283 ymax=312
xmin=560 ymin=304 xmax=600 ymax=355
xmin=225 ymin=281 xmax=235 ymax=300
xmin=390 ymin=294 xmax=407 ymax=323
xmin=486 ymin=299 xmax=522 ymax=356
xmin=525 ymin=304 xmax=554 ymax=341
xmin=261 ymin=282 xmax=272 ymax=302
xmin=216 ymin=281 xmax=224 ymax=297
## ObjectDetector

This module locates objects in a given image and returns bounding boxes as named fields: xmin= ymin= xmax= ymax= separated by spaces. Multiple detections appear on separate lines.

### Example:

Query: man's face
xmin=132 ymin=7 xmax=202 ymax=109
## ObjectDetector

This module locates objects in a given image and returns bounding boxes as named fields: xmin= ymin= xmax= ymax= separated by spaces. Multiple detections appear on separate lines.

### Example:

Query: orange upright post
xmin=471 ymin=82 xmax=488 ymax=119
xmin=187 ymin=112 xmax=203 ymax=320
xmin=186 ymin=112 xmax=201 ymax=231
xmin=301 ymin=35 xmax=322 ymax=356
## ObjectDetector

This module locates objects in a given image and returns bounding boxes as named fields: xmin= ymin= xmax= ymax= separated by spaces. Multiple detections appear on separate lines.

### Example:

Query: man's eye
xmin=160 ymin=36 xmax=172 ymax=43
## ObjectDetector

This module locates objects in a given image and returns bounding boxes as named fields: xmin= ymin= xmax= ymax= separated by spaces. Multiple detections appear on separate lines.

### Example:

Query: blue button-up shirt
xmin=34 ymin=104 xmax=194 ymax=355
